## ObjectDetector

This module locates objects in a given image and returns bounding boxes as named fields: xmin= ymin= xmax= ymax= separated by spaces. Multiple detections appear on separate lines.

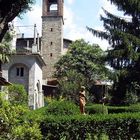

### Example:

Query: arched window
xmin=50 ymin=4 xmax=58 ymax=11
xmin=36 ymin=80 xmax=41 ymax=92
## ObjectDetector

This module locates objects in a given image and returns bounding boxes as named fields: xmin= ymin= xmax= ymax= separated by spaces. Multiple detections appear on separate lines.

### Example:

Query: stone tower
xmin=41 ymin=0 xmax=64 ymax=81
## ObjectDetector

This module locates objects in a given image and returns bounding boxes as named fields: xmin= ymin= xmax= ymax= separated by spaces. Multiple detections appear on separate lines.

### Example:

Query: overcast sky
xmin=14 ymin=0 xmax=121 ymax=50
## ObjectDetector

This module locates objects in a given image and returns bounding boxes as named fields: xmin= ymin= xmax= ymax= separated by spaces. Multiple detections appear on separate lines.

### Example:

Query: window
xmin=50 ymin=42 xmax=53 ymax=45
xmin=50 ymin=4 xmax=58 ymax=11
xmin=16 ymin=67 xmax=24 ymax=77
xmin=50 ymin=28 xmax=53 ymax=31
xmin=50 ymin=53 xmax=53 ymax=57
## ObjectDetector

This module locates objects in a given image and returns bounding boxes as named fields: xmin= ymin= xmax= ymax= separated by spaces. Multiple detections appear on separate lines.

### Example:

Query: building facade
xmin=2 ymin=37 xmax=45 ymax=109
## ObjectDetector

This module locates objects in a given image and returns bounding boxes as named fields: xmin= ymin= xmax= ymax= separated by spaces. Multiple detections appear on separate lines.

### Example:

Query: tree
xmin=8 ymin=84 xmax=28 ymax=105
xmin=87 ymin=0 xmax=140 ymax=104
xmin=0 ymin=93 xmax=42 ymax=140
xmin=57 ymin=70 xmax=86 ymax=103
xmin=54 ymin=39 xmax=110 ymax=100
xmin=0 ymin=0 xmax=35 ymax=42
xmin=55 ymin=39 xmax=109 ymax=82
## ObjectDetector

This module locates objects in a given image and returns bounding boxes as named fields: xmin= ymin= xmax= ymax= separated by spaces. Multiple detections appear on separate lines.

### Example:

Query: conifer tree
xmin=87 ymin=0 xmax=140 ymax=104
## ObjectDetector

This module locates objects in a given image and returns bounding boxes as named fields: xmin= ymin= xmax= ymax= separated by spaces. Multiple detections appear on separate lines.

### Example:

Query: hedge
xmin=85 ymin=103 xmax=140 ymax=114
xmin=85 ymin=104 xmax=108 ymax=115
xmin=40 ymin=113 xmax=140 ymax=140
xmin=108 ymin=103 xmax=140 ymax=114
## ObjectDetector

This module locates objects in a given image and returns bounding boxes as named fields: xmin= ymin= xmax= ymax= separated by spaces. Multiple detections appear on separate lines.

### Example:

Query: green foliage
xmin=108 ymin=106 xmax=128 ymax=114
xmin=129 ymin=104 xmax=140 ymax=112
xmin=87 ymin=1 xmax=140 ymax=105
xmin=124 ymin=91 xmax=138 ymax=105
xmin=45 ymin=100 xmax=80 ymax=116
xmin=0 ymin=96 xmax=42 ymax=140
xmin=86 ymin=104 xmax=108 ymax=115
xmin=8 ymin=84 xmax=28 ymax=105
xmin=0 ymin=91 xmax=9 ymax=107
xmin=108 ymin=104 xmax=140 ymax=114
xmin=23 ymin=107 xmax=47 ymax=122
xmin=12 ymin=122 xmax=42 ymax=140
xmin=54 ymin=39 xmax=110 ymax=101
xmin=55 ymin=39 xmax=109 ymax=82
xmin=0 ymin=32 xmax=14 ymax=63
xmin=58 ymin=70 xmax=86 ymax=102
xmin=0 ymin=103 xmax=26 ymax=139
xmin=0 ymin=0 xmax=35 ymax=42
xmin=40 ymin=112 xmax=140 ymax=140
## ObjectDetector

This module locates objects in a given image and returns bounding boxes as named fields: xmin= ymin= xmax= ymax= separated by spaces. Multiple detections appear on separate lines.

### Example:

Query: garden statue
xmin=79 ymin=86 xmax=87 ymax=114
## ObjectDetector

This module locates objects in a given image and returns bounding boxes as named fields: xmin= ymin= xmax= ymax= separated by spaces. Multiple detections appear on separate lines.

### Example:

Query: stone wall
xmin=41 ymin=16 xmax=63 ymax=80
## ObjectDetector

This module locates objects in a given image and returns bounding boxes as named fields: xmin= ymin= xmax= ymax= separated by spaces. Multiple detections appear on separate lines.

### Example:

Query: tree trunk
xmin=0 ymin=20 xmax=8 ymax=42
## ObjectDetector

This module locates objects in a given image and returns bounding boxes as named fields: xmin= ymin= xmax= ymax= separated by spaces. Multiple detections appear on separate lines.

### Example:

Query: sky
xmin=14 ymin=0 xmax=121 ymax=50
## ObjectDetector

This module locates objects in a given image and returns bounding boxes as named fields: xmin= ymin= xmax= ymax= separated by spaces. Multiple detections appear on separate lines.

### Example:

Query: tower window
xmin=50 ymin=42 xmax=53 ymax=45
xmin=50 ymin=28 xmax=53 ymax=31
xmin=50 ymin=4 xmax=58 ymax=11
xmin=50 ymin=53 xmax=53 ymax=57
xmin=16 ymin=67 xmax=24 ymax=77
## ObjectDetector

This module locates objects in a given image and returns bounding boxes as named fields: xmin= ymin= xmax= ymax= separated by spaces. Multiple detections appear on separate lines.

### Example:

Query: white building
xmin=2 ymin=36 xmax=45 ymax=109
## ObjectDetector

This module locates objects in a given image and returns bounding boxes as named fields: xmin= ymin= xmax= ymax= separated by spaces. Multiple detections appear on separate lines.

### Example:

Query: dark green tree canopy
xmin=54 ymin=39 xmax=110 ymax=83
xmin=87 ymin=0 xmax=140 ymax=104
xmin=54 ymin=39 xmax=111 ymax=101
xmin=0 ymin=0 xmax=35 ymax=42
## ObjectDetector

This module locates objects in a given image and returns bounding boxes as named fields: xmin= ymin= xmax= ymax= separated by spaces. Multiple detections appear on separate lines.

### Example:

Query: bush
xmin=12 ymin=122 xmax=42 ymax=140
xmin=108 ymin=106 xmax=127 ymax=114
xmin=124 ymin=92 xmax=138 ymax=105
xmin=40 ymin=113 xmax=140 ymax=140
xmin=45 ymin=100 xmax=80 ymax=116
xmin=86 ymin=104 xmax=108 ymax=115
xmin=8 ymin=84 xmax=28 ymax=105
xmin=0 ymin=99 xmax=42 ymax=140
xmin=127 ymin=104 xmax=140 ymax=112
xmin=108 ymin=104 xmax=140 ymax=114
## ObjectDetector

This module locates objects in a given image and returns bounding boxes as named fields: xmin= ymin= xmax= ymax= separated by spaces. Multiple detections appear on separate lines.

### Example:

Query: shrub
xmin=45 ymin=100 xmax=80 ymax=116
xmin=0 ymin=102 xmax=42 ymax=139
xmin=86 ymin=104 xmax=108 ymax=115
xmin=12 ymin=122 xmax=42 ymax=140
xmin=108 ymin=104 xmax=140 ymax=114
xmin=108 ymin=106 xmax=127 ymax=114
xmin=40 ymin=113 xmax=140 ymax=140
xmin=127 ymin=104 xmax=140 ymax=112
xmin=124 ymin=91 xmax=138 ymax=105
xmin=8 ymin=84 xmax=28 ymax=105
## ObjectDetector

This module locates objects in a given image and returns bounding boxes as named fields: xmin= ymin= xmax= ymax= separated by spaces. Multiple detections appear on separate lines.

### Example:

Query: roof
xmin=0 ymin=76 xmax=11 ymax=86
xmin=12 ymin=53 xmax=46 ymax=66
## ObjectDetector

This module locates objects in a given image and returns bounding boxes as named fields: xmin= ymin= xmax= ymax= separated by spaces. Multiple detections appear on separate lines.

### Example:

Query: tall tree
xmin=54 ymin=39 xmax=111 ymax=102
xmin=54 ymin=39 xmax=110 ymax=90
xmin=87 ymin=0 xmax=140 ymax=104
xmin=0 ymin=0 xmax=35 ymax=42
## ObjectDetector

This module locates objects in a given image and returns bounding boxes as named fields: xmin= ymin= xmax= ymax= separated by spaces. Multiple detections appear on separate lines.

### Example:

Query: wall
xmin=42 ymin=16 xmax=63 ymax=80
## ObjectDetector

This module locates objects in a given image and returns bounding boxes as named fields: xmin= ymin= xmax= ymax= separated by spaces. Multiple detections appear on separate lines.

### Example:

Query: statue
xmin=79 ymin=86 xmax=87 ymax=114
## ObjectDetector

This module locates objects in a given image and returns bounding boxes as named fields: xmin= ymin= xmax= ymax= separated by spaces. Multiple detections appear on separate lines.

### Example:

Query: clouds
xmin=98 ymin=0 xmax=117 ymax=16
xmin=67 ymin=0 xmax=75 ymax=5
xmin=63 ymin=0 xmax=110 ymax=50
xmin=63 ymin=5 xmax=108 ymax=51
xmin=14 ymin=3 xmax=42 ymax=37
